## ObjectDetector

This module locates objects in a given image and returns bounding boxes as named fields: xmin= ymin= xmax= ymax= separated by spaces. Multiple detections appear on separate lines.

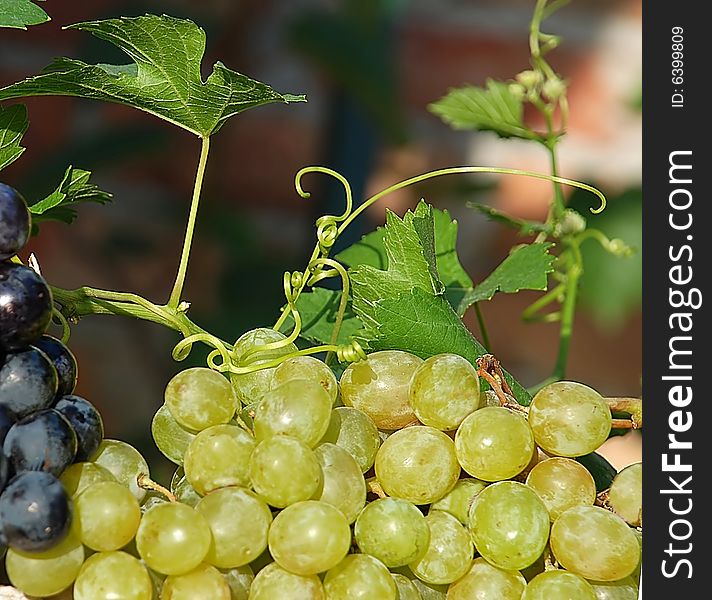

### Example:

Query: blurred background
xmin=0 ymin=0 xmax=641 ymax=482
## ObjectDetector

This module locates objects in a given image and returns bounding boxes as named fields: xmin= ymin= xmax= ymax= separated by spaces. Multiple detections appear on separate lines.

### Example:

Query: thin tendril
xmin=52 ymin=307 xmax=71 ymax=343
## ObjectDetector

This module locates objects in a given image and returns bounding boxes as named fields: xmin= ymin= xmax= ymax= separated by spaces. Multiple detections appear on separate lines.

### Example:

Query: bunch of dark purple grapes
xmin=0 ymin=183 xmax=104 ymax=554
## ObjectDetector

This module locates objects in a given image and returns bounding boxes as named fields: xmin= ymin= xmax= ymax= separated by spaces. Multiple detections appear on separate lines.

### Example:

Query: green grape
xmin=324 ymin=554 xmax=397 ymax=599
xmin=320 ymin=406 xmax=380 ymax=473
xmin=73 ymin=551 xmax=153 ymax=600
xmin=469 ymin=481 xmax=550 ymax=571
xmin=74 ymin=481 xmax=141 ymax=551
xmin=525 ymin=457 xmax=596 ymax=520
xmin=314 ymin=442 xmax=366 ymax=523
xmin=249 ymin=435 xmax=323 ymax=508
xmin=392 ymin=573 xmax=423 ymax=600
xmin=375 ymin=426 xmax=460 ymax=505
xmin=409 ymin=511 xmax=473 ymax=585
xmin=389 ymin=569 xmax=447 ymax=600
xmin=183 ymin=424 xmax=256 ymax=495
xmin=339 ymin=350 xmax=422 ymax=429
xmin=92 ymin=439 xmax=151 ymax=502
xmin=171 ymin=472 xmax=202 ymax=507
xmin=152 ymin=404 xmax=196 ymax=465
xmin=631 ymin=529 xmax=642 ymax=587
xmin=608 ymin=462 xmax=642 ymax=526
xmin=230 ymin=328 xmax=298 ymax=405
xmin=454 ymin=407 xmax=534 ymax=482
xmin=196 ymin=486 xmax=272 ymax=568
xmin=5 ymin=534 xmax=84 ymax=597
xmin=254 ymin=379 xmax=332 ymax=447
xmin=430 ymin=478 xmax=487 ymax=525
xmin=522 ymin=570 xmax=597 ymax=599
xmin=161 ymin=563 xmax=231 ymax=600
xmin=60 ymin=461 xmax=117 ymax=497
xmin=354 ymin=497 xmax=430 ymax=567
xmin=550 ymin=505 xmax=640 ymax=581
xmin=528 ymin=381 xmax=611 ymax=457
xmin=409 ymin=354 xmax=481 ymax=430
xmin=446 ymin=557 xmax=526 ymax=600
xmin=248 ymin=562 xmax=325 ymax=600
xmin=589 ymin=576 xmax=639 ymax=599
xmin=221 ymin=565 xmax=254 ymax=600
xmin=268 ymin=500 xmax=351 ymax=575
xmin=136 ymin=502 xmax=212 ymax=575
xmin=271 ymin=355 xmax=339 ymax=405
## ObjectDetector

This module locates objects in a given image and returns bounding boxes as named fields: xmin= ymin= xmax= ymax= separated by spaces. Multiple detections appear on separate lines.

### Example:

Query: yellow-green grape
xmin=92 ymin=438 xmax=151 ymax=502
xmin=314 ymin=442 xmax=366 ymax=523
xmin=249 ymin=435 xmax=323 ymax=508
xmin=446 ymin=557 xmax=526 ymax=600
xmin=74 ymin=481 xmax=141 ymax=551
xmin=525 ymin=457 xmax=596 ymax=520
xmin=254 ymin=380 xmax=332 ymax=447
xmin=165 ymin=367 xmax=237 ymax=432
xmin=608 ymin=462 xmax=642 ymax=526
xmin=136 ymin=502 xmax=212 ymax=576
xmin=268 ymin=500 xmax=351 ymax=575
xmin=271 ymin=355 xmax=339 ymax=405
xmin=354 ymin=497 xmax=430 ymax=568
xmin=409 ymin=575 xmax=448 ymax=600
xmin=469 ymin=481 xmax=550 ymax=571
xmin=454 ymin=407 xmax=534 ymax=482
xmin=409 ymin=354 xmax=481 ymax=430
xmin=528 ymin=381 xmax=611 ymax=457
xmin=152 ymin=404 xmax=196 ymax=465
xmin=392 ymin=573 xmax=423 ymax=600
xmin=375 ymin=426 xmax=460 ymax=505
xmin=324 ymin=554 xmax=397 ymax=599
xmin=320 ymin=406 xmax=380 ymax=473
xmin=409 ymin=511 xmax=473 ymax=585
xmin=522 ymin=570 xmax=597 ymax=599
xmin=589 ymin=575 xmax=639 ymax=599
xmin=339 ymin=350 xmax=422 ymax=429
xmin=73 ymin=551 xmax=153 ymax=600
xmin=631 ymin=529 xmax=642 ymax=587
xmin=230 ymin=328 xmax=298 ymax=405
xmin=183 ymin=424 xmax=256 ymax=495
xmin=430 ymin=478 xmax=487 ymax=526
xmin=60 ymin=461 xmax=116 ymax=497
xmin=171 ymin=472 xmax=202 ymax=507
xmin=161 ymin=563 xmax=231 ymax=600
xmin=5 ymin=534 xmax=84 ymax=597
xmin=196 ymin=486 xmax=272 ymax=568
xmin=550 ymin=505 xmax=640 ymax=581
xmin=221 ymin=565 xmax=254 ymax=600
xmin=248 ymin=562 xmax=325 ymax=600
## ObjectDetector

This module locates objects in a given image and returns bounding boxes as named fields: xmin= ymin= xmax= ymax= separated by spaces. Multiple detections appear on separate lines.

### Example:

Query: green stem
xmin=473 ymin=303 xmax=492 ymax=351
xmin=522 ymin=282 xmax=565 ymax=322
xmin=552 ymin=242 xmax=582 ymax=379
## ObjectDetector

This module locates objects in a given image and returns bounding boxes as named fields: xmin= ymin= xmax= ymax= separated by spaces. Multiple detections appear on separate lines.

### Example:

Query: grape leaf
xmin=576 ymin=452 xmax=617 ymax=491
xmin=0 ymin=104 xmax=28 ymax=171
xmin=428 ymin=79 xmax=537 ymax=140
xmin=0 ymin=14 xmax=306 ymax=137
xmin=0 ymin=0 xmax=49 ymax=29
xmin=468 ymin=202 xmax=551 ymax=236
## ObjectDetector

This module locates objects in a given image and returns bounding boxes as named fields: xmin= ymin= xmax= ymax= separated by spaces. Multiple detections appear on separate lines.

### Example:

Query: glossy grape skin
xmin=271 ymin=355 xmax=339 ymax=405
xmin=222 ymin=564 xmax=254 ymax=600
xmin=324 ymin=554 xmax=397 ymax=599
xmin=165 ymin=368 xmax=237 ymax=432
xmin=196 ymin=486 xmax=272 ymax=568
xmin=59 ymin=462 xmax=115 ymax=497
xmin=608 ymin=462 xmax=642 ymax=526
xmin=320 ymin=406 xmax=380 ymax=473
xmin=0 ymin=263 xmax=53 ymax=351
xmin=91 ymin=439 xmax=151 ymax=502
xmin=550 ymin=506 xmax=640 ymax=581
xmin=5 ymin=533 xmax=84 ymax=597
xmin=339 ymin=350 xmax=423 ymax=429
xmin=529 ymin=381 xmax=611 ymax=457
xmin=409 ymin=354 xmax=481 ymax=430
xmin=375 ymin=426 xmax=460 ymax=505
xmin=54 ymin=394 xmax=104 ymax=461
xmin=589 ymin=576 xmax=639 ymax=599
xmin=454 ymin=406 xmax=534 ymax=482
xmin=3 ymin=408 xmax=77 ymax=476
xmin=525 ymin=457 xmax=596 ymax=520
xmin=248 ymin=562 xmax=325 ymax=600
xmin=152 ymin=404 xmax=196 ymax=465
xmin=33 ymin=334 xmax=78 ymax=397
xmin=314 ymin=442 xmax=366 ymax=524
xmin=0 ymin=182 xmax=30 ymax=260
xmin=392 ymin=573 xmax=423 ymax=600
xmin=430 ymin=478 xmax=487 ymax=525
xmin=268 ymin=500 xmax=351 ymax=575
xmin=73 ymin=551 xmax=153 ymax=600
xmin=523 ymin=570 xmax=597 ymax=599
xmin=469 ymin=481 xmax=550 ymax=571
xmin=161 ymin=563 xmax=231 ymax=600
xmin=0 ymin=346 xmax=58 ymax=419
xmin=446 ymin=557 xmax=526 ymax=600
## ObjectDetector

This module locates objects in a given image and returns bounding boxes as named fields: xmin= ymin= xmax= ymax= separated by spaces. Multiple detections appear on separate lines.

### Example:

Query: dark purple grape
xmin=0 ymin=471 xmax=71 ymax=552
xmin=0 ymin=263 xmax=53 ymax=352
xmin=0 ymin=346 xmax=58 ymax=420
xmin=0 ymin=183 xmax=31 ymax=261
xmin=33 ymin=335 xmax=78 ymax=398
xmin=54 ymin=395 xmax=103 ymax=462
xmin=3 ymin=409 xmax=77 ymax=477
xmin=0 ymin=405 xmax=14 ymax=446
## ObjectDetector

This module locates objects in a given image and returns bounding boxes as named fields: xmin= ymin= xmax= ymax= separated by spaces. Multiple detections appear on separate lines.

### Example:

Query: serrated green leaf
xmin=457 ymin=243 xmax=555 ymax=316
xmin=0 ymin=14 xmax=305 ymax=137
xmin=0 ymin=104 xmax=28 ymax=171
xmin=468 ymin=202 xmax=551 ymax=236
xmin=429 ymin=79 xmax=537 ymax=140
xmin=0 ymin=0 xmax=49 ymax=29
